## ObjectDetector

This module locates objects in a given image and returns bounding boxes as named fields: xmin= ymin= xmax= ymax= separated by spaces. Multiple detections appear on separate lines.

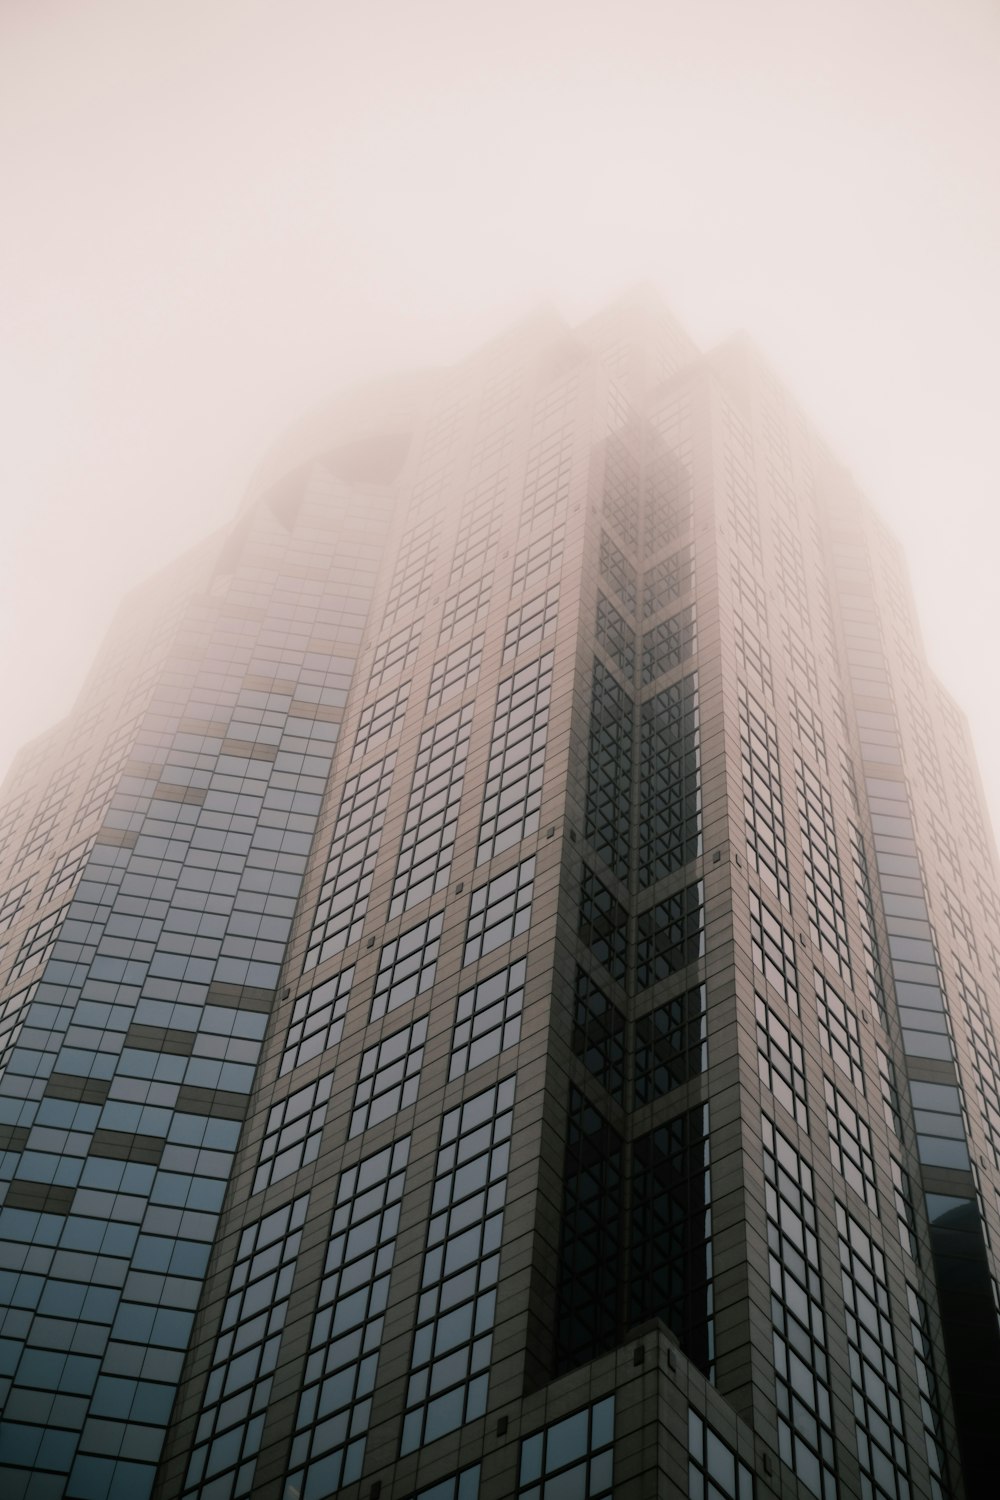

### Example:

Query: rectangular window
xmin=353 ymin=681 xmax=410 ymax=755
xmin=8 ymin=900 xmax=71 ymax=984
xmin=739 ymin=684 xmax=790 ymax=909
xmin=41 ymin=837 xmax=95 ymax=906
xmin=796 ymin=757 xmax=852 ymax=979
xmin=450 ymin=958 xmax=525 ymax=1079
xmin=825 ymin=1080 xmax=878 ymax=1210
xmin=749 ymin=893 xmax=798 ymax=1012
xmin=370 ymin=914 xmax=442 ymax=1021
xmin=518 ymin=1395 xmax=615 ymax=1499
xmin=642 ymin=544 xmax=693 ymax=619
xmin=574 ymin=968 xmax=626 ymax=1102
xmin=640 ymin=605 xmax=696 ymax=684
xmin=280 ymin=968 xmax=353 ymax=1076
xmin=512 ymin=523 xmax=565 ymax=595
xmin=0 ymin=877 xmax=31 ymax=934
xmin=287 ymin=1138 xmax=410 ymax=1500
xmin=599 ymin=531 xmax=636 ymax=614
xmin=350 ymin=1019 xmax=427 ymax=1137
xmin=182 ymin=1195 xmax=309 ymax=1500
xmin=634 ymin=985 xmax=706 ymax=1102
xmin=305 ymin=754 xmax=396 ymax=969
xmin=478 ymin=652 xmax=553 ymax=865
xmin=639 ymin=675 xmax=700 ymax=884
xmin=384 ymin=517 xmax=436 ymax=629
xmin=440 ymin=574 xmax=492 ymax=645
xmin=687 ymin=1409 xmax=753 ymax=1500
xmin=400 ymin=1076 xmax=516 ymax=1453
xmin=635 ymin=882 xmax=703 ymax=988
xmin=253 ymin=1074 xmax=333 ymax=1194
xmin=585 ymin=662 xmax=633 ymax=880
xmin=556 ymin=1088 xmax=622 ymax=1373
xmin=578 ymin=867 xmax=628 ymax=985
xmin=755 ymin=995 xmax=808 ymax=1129
xmin=521 ymin=422 xmax=573 ymax=530
xmin=814 ymin=970 xmax=863 ymax=1089
xmin=427 ymin=635 xmax=484 ymax=713
xmin=369 ymin=621 xmax=421 ymax=692
xmin=595 ymin=592 xmax=635 ymax=678
xmin=389 ymin=704 xmax=474 ymax=918
xmin=503 ymin=586 xmax=558 ymax=663
xmin=465 ymin=857 xmax=535 ymax=966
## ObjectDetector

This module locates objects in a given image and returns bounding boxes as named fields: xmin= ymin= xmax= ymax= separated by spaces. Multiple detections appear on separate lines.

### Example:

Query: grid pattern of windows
xmin=280 ymin=968 xmax=353 ymax=1076
xmin=504 ymin=587 xmax=558 ymax=663
xmin=0 ymin=877 xmax=30 ymax=933
xmin=450 ymin=958 xmax=525 ymax=1079
xmin=478 ymin=653 xmax=552 ymax=865
xmin=641 ymin=605 xmax=696 ymax=684
xmin=573 ymin=967 xmax=626 ymax=1102
xmin=585 ymin=662 xmax=633 ymax=879
xmin=384 ymin=517 xmax=436 ymax=629
xmin=578 ymin=867 xmax=628 ymax=985
xmin=642 ymin=544 xmax=693 ymax=619
xmin=182 ymin=1195 xmax=309 ymax=1500
xmin=350 ymin=1018 xmax=427 ymax=1137
xmin=957 ymin=964 xmax=1000 ymax=1168
xmin=556 ymin=1088 xmax=622 ymax=1373
xmin=369 ymin=622 xmax=421 ymax=692
xmin=595 ymin=592 xmax=635 ymax=678
xmin=370 ymin=914 xmax=442 ymax=1021
xmin=8 ymin=900 xmax=71 ymax=984
xmin=603 ymin=430 xmax=639 ymax=545
xmin=390 ymin=704 xmax=474 ymax=918
xmin=518 ymin=1396 xmax=615 ymax=1500
xmin=521 ymin=422 xmax=573 ymax=530
xmin=639 ymin=675 xmax=700 ymax=885
xmin=734 ymin=614 xmax=773 ymax=701
xmin=687 ymin=1408 xmax=754 ymax=1500
xmin=635 ymin=881 xmax=704 ymax=988
xmin=287 ymin=1138 xmax=409 ymax=1500
xmin=354 ymin=681 xmax=410 ymax=755
xmin=836 ymin=1204 xmax=911 ymax=1500
xmin=906 ymin=1286 xmax=949 ymax=1500
xmin=814 ymin=970 xmax=864 ymax=1089
xmin=427 ymin=635 xmax=484 ymax=713
xmin=465 ymin=857 xmax=535 ymax=966
xmin=305 ymin=754 xmax=396 ymax=969
xmin=512 ymin=523 xmax=565 ymax=595
xmin=41 ymin=838 xmax=95 ymax=906
xmin=400 ymin=1077 xmax=515 ymax=1453
xmin=825 ymin=1079 xmax=877 ymax=1210
xmin=646 ymin=395 xmax=693 ymax=549
xmin=252 ymin=1073 xmax=333 ymax=1195
xmin=634 ymin=986 xmax=706 ymax=1102
xmin=762 ymin=1116 xmax=837 ymax=1500
xmin=789 ymin=685 xmax=827 ymax=770
xmin=749 ymin=893 xmax=798 ymax=1012
xmin=599 ymin=531 xmax=636 ymax=613
xmin=739 ymin=684 xmax=790 ymax=908
xmin=629 ymin=1105 xmax=713 ymax=1375
xmin=755 ymin=995 xmax=808 ymax=1129
xmin=848 ymin=821 xmax=888 ymax=1024
xmin=440 ymin=574 xmax=492 ymax=645
xmin=796 ymin=757 xmax=852 ymax=978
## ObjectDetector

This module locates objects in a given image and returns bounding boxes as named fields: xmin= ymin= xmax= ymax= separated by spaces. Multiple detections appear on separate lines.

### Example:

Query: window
xmin=595 ymin=592 xmax=635 ymax=678
xmin=450 ymin=958 xmax=525 ymax=1078
xmin=287 ymin=1137 xmax=410 ymax=1500
xmin=814 ymin=970 xmax=863 ymax=1090
xmin=639 ymin=675 xmax=700 ymax=884
xmin=573 ymin=968 xmax=626 ymax=1102
xmin=390 ymin=704 xmax=474 ymax=917
xmin=635 ymin=882 xmax=703 ymax=988
xmin=353 ymin=681 xmax=409 ymax=755
xmin=578 ymin=867 xmax=628 ymax=985
xmin=641 ymin=606 xmax=696 ymax=684
xmin=642 ymin=544 xmax=693 ymax=619
xmin=825 ymin=1079 xmax=878 ymax=1210
xmin=408 ymin=1465 xmax=481 ymax=1500
xmin=755 ymin=995 xmax=807 ymax=1129
xmin=556 ymin=1088 xmax=622 ymax=1373
xmin=182 ymin=1196 xmax=309 ymax=1500
xmin=253 ymin=1074 xmax=333 ymax=1194
xmin=634 ymin=986 xmax=706 ymax=1102
xmin=350 ymin=1019 xmax=427 ymax=1137
xmin=687 ymin=1408 xmax=753 ymax=1500
xmin=512 ymin=523 xmax=565 ymax=595
xmin=465 ymin=857 xmax=535 ymax=966
xmin=585 ymin=662 xmax=633 ymax=880
xmin=370 ymin=914 xmax=442 ymax=1021
xmin=304 ymin=754 xmax=395 ymax=969
xmin=0 ymin=877 xmax=31 ymax=934
xmin=796 ymin=757 xmax=851 ymax=979
xmin=518 ymin=1395 xmax=615 ymax=1499
xmin=8 ymin=900 xmax=71 ymax=984
xmin=384 ymin=516 xmax=436 ymax=629
xmin=427 ymin=634 xmax=484 ymax=712
xmin=280 ymin=968 xmax=353 ymax=1075
xmin=599 ymin=531 xmax=636 ymax=614
xmin=478 ymin=653 xmax=552 ymax=865
xmin=739 ymin=685 xmax=790 ymax=909
xmin=41 ymin=838 xmax=95 ymax=906
xmin=749 ymin=893 xmax=798 ymax=1012
xmin=440 ymin=573 xmax=492 ymax=645
xmin=400 ymin=1077 xmax=516 ymax=1453
xmin=521 ymin=421 xmax=573 ymax=530
xmin=603 ymin=430 xmax=639 ymax=545
xmin=504 ymin=587 xmax=558 ymax=663
xmin=369 ymin=621 xmax=421 ymax=692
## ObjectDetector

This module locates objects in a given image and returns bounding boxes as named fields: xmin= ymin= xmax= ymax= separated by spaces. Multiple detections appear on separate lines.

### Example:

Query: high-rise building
xmin=1 ymin=289 xmax=999 ymax=1500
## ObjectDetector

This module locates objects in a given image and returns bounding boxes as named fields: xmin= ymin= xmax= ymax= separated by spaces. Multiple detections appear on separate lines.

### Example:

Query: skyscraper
xmin=1 ymin=289 xmax=998 ymax=1500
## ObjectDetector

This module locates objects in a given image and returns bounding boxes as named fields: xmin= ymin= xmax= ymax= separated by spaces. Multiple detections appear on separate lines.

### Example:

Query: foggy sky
xmin=2 ymin=0 xmax=999 ymax=836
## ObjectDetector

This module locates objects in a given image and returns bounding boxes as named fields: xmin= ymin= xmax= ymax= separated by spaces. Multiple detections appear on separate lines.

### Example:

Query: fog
xmin=2 ymin=0 xmax=998 ymax=834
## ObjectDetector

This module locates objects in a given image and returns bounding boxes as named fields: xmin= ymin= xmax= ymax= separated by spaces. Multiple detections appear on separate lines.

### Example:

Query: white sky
xmin=1 ymin=0 xmax=998 ymax=838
